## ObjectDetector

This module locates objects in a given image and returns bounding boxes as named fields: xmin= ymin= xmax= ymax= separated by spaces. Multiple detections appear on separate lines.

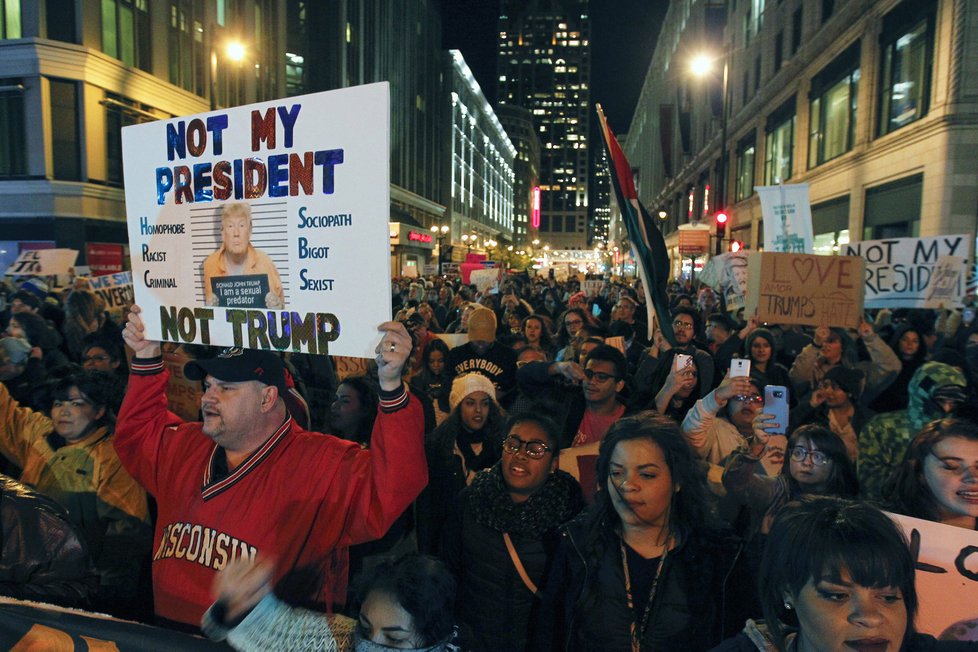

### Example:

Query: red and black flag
xmin=595 ymin=103 xmax=677 ymax=348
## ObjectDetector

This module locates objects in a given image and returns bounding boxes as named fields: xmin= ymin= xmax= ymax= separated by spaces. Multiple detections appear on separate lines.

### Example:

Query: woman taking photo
xmin=441 ymin=414 xmax=584 ymax=651
xmin=534 ymin=411 xmax=743 ymax=651
xmin=711 ymin=496 xmax=978 ymax=651
xmin=884 ymin=418 xmax=978 ymax=530
xmin=410 ymin=338 xmax=454 ymax=425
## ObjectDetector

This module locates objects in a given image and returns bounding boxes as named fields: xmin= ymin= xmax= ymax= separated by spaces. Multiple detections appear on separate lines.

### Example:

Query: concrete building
xmin=0 ymin=1 xmax=286 ymax=266
xmin=497 ymin=0 xmax=592 ymax=250
xmin=497 ymin=103 xmax=542 ymax=248
xmin=625 ymin=0 xmax=977 ymax=279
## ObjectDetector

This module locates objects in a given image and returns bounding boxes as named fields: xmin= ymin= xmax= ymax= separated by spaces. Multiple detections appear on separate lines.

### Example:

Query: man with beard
xmin=636 ymin=306 xmax=716 ymax=396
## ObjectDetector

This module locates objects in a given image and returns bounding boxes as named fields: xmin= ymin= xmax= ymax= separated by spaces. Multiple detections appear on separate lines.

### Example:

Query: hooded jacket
xmin=858 ymin=362 xmax=967 ymax=500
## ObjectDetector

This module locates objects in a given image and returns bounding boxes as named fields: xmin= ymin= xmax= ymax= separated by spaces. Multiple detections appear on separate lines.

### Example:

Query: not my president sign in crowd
xmin=122 ymin=83 xmax=392 ymax=358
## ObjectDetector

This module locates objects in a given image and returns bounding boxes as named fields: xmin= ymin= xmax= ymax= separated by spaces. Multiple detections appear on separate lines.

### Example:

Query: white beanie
xmin=449 ymin=372 xmax=497 ymax=410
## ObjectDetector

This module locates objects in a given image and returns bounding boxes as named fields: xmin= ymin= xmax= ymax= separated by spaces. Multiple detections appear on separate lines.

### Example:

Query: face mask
xmin=353 ymin=630 xmax=459 ymax=652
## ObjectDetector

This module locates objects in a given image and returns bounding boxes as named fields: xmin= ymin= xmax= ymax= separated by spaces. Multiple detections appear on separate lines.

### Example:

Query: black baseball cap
xmin=184 ymin=348 xmax=287 ymax=393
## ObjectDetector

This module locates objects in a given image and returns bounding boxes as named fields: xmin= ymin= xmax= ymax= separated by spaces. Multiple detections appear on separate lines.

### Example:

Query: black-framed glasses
xmin=583 ymin=369 xmax=618 ymax=383
xmin=733 ymin=394 xmax=764 ymax=405
xmin=503 ymin=435 xmax=552 ymax=459
xmin=790 ymin=446 xmax=829 ymax=466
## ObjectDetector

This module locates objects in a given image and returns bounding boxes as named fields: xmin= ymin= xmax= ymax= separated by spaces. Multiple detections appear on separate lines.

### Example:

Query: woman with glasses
xmin=883 ymin=418 xmax=978 ymax=530
xmin=416 ymin=373 xmax=507 ymax=554
xmin=533 ymin=412 xmax=744 ymax=651
xmin=0 ymin=370 xmax=151 ymax=618
xmin=555 ymin=307 xmax=595 ymax=362
xmin=440 ymin=414 xmax=584 ymax=651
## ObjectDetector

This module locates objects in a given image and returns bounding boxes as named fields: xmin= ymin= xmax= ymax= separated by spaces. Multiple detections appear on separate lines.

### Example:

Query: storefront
xmin=389 ymin=222 xmax=435 ymax=278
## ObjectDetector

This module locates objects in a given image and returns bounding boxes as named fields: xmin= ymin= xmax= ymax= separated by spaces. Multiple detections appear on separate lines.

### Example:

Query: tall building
xmin=625 ymin=0 xmax=977 ymax=278
xmin=496 ymin=104 xmax=542 ymax=247
xmin=497 ymin=0 xmax=591 ymax=250
xmin=0 ymin=1 xmax=286 ymax=264
xmin=444 ymin=50 xmax=516 ymax=258
xmin=590 ymin=145 xmax=611 ymax=245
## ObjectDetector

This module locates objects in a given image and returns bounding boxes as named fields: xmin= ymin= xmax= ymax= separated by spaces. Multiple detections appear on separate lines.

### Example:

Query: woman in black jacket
xmin=533 ymin=411 xmax=745 ymax=651
xmin=440 ymin=414 xmax=584 ymax=651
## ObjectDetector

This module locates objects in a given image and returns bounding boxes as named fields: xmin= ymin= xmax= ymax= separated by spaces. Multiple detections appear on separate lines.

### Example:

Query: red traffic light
xmin=715 ymin=211 xmax=728 ymax=225
xmin=730 ymin=240 xmax=743 ymax=252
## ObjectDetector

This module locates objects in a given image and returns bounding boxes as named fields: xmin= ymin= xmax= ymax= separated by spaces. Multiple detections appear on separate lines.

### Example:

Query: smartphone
xmin=764 ymin=385 xmax=790 ymax=435
xmin=674 ymin=353 xmax=693 ymax=371
xmin=730 ymin=358 xmax=751 ymax=378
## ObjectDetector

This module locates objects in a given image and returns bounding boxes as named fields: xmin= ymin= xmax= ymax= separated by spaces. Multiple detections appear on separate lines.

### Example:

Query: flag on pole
xmin=596 ymin=104 xmax=677 ymax=348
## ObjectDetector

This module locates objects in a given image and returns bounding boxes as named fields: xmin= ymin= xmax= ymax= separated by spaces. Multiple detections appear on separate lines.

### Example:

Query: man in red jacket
xmin=115 ymin=305 xmax=425 ymax=630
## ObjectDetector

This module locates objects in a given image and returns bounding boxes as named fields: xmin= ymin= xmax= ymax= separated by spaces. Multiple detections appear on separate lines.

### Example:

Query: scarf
xmin=469 ymin=464 xmax=584 ymax=537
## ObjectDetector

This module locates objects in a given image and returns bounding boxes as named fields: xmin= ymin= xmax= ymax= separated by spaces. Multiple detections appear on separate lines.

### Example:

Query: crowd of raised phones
xmin=1 ymin=272 xmax=977 ymax=651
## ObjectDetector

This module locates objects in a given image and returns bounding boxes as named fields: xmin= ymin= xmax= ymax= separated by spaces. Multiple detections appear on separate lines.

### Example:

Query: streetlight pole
xmin=715 ymin=50 xmax=730 ymax=256
xmin=430 ymin=224 xmax=449 ymax=275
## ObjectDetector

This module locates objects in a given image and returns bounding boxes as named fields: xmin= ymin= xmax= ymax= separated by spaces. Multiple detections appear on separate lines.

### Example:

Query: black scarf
xmin=469 ymin=464 xmax=584 ymax=537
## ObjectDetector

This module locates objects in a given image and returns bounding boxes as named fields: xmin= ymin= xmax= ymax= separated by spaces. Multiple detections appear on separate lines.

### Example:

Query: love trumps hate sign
xmin=122 ymin=83 xmax=392 ymax=358
xmin=746 ymin=252 xmax=865 ymax=329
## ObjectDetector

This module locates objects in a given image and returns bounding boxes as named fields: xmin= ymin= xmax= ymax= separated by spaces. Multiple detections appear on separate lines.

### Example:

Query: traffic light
xmin=730 ymin=240 xmax=743 ymax=253
xmin=715 ymin=211 xmax=728 ymax=239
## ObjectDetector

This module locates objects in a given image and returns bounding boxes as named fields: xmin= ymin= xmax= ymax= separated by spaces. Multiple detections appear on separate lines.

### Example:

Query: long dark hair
xmin=521 ymin=314 xmax=555 ymax=352
xmin=783 ymin=425 xmax=858 ymax=498
xmin=759 ymin=497 xmax=918 ymax=649
xmin=883 ymin=418 xmax=978 ymax=523
xmin=335 ymin=376 xmax=378 ymax=445
xmin=352 ymin=554 xmax=457 ymax=647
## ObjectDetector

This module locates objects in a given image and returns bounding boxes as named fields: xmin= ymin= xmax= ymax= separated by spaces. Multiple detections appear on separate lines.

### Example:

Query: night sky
xmin=440 ymin=0 xmax=668 ymax=133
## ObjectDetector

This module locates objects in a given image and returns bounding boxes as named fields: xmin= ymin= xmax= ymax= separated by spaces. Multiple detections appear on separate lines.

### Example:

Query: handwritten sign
xmin=4 ymin=248 xmax=78 ymax=277
xmin=888 ymin=512 xmax=978 ymax=639
xmin=843 ymin=235 xmax=969 ymax=308
xmin=923 ymin=255 xmax=966 ymax=308
xmin=85 ymin=271 xmax=135 ymax=319
xmin=746 ymin=252 xmax=864 ymax=329
xmin=122 ymin=83 xmax=391 ymax=357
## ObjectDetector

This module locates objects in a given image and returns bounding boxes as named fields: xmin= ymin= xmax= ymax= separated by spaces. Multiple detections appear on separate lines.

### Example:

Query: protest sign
xmin=470 ymin=267 xmax=501 ymax=294
xmin=746 ymin=252 xmax=864 ymax=329
xmin=85 ymin=242 xmax=125 ymax=275
xmin=0 ymin=597 xmax=225 ymax=651
xmin=888 ymin=513 xmax=978 ymax=639
xmin=122 ymin=83 xmax=391 ymax=357
xmin=436 ymin=333 xmax=468 ymax=349
xmin=699 ymin=251 xmax=751 ymax=312
xmin=441 ymin=262 xmax=460 ymax=276
xmin=923 ymin=255 xmax=967 ymax=308
xmin=583 ymin=279 xmax=604 ymax=297
xmin=162 ymin=345 xmax=204 ymax=422
xmin=85 ymin=271 xmax=135 ymax=319
xmin=756 ymin=183 xmax=814 ymax=253
xmin=332 ymin=355 xmax=371 ymax=381
xmin=4 ymin=248 xmax=78 ymax=277
xmin=843 ymin=235 xmax=969 ymax=308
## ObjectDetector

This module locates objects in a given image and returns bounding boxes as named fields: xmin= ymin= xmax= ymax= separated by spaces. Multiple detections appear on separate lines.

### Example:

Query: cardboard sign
xmin=85 ymin=242 xmax=125 ymax=275
xmin=162 ymin=345 xmax=204 ymax=422
xmin=85 ymin=271 xmax=135 ymax=319
xmin=923 ymin=255 xmax=967 ymax=308
xmin=122 ymin=83 xmax=391 ymax=357
xmin=746 ymin=252 xmax=864 ymax=329
xmin=332 ymin=355 xmax=371 ymax=380
xmin=4 ymin=248 xmax=78 ymax=277
xmin=843 ymin=235 xmax=969 ymax=308
xmin=756 ymin=183 xmax=814 ymax=253
xmin=888 ymin=513 xmax=978 ymax=639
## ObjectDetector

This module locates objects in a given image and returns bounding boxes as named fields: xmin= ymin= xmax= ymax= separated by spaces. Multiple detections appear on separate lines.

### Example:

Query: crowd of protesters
xmin=1 ymin=270 xmax=977 ymax=650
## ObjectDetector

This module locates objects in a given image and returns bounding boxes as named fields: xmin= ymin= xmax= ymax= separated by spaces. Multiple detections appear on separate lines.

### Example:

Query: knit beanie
xmin=449 ymin=372 xmax=497 ymax=410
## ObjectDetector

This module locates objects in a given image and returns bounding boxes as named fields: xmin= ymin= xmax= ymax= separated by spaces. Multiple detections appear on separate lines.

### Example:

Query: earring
xmin=783 ymin=601 xmax=792 ymax=610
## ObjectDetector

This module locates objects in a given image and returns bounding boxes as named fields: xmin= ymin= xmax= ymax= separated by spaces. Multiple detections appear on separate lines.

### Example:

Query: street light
xmin=691 ymin=49 xmax=730 ymax=255
xmin=210 ymin=35 xmax=247 ymax=110
xmin=430 ymin=224 xmax=450 ymax=275
xmin=486 ymin=238 xmax=497 ymax=260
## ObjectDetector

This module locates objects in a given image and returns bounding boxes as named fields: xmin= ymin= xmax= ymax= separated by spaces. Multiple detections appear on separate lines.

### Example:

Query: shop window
xmin=863 ymin=174 xmax=922 ymax=239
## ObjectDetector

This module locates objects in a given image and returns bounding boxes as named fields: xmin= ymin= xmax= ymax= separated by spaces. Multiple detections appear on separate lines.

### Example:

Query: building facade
xmin=625 ymin=0 xmax=977 ymax=279
xmin=0 ymin=1 xmax=287 ymax=267
xmin=496 ymin=103 xmax=541 ymax=248
xmin=497 ymin=0 xmax=591 ymax=250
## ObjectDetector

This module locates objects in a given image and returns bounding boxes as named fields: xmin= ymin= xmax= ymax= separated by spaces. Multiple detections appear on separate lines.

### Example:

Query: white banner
xmin=843 ymin=235 xmax=969 ymax=308
xmin=122 ymin=83 xmax=391 ymax=357
xmin=888 ymin=512 xmax=978 ymax=639
xmin=4 ymin=248 xmax=78 ymax=277
xmin=756 ymin=183 xmax=814 ymax=254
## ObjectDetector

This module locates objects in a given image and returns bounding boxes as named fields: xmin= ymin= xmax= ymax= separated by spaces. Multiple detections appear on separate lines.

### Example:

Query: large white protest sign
xmin=843 ymin=235 xmax=969 ymax=308
xmin=122 ymin=83 xmax=391 ymax=357
xmin=888 ymin=513 xmax=978 ymax=639
xmin=4 ymin=248 xmax=78 ymax=277
xmin=756 ymin=184 xmax=814 ymax=253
